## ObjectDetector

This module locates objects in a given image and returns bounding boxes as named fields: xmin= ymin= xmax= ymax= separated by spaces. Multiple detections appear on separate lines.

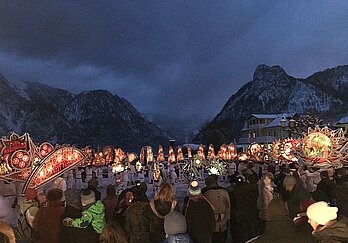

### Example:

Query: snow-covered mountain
xmin=195 ymin=64 xmax=348 ymax=143
xmin=0 ymin=73 xmax=169 ymax=149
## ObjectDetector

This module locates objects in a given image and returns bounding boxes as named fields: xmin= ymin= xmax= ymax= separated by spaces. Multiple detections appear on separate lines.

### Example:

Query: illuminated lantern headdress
xmin=168 ymin=146 xmax=176 ymax=164
xmin=207 ymin=144 xmax=216 ymax=160
xmin=177 ymin=146 xmax=184 ymax=162
xmin=157 ymin=145 xmax=165 ymax=163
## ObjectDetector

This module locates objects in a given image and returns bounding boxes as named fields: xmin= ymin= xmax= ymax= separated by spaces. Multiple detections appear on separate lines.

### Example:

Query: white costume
xmin=96 ymin=167 xmax=103 ymax=187
xmin=108 ymin=165 xmax=115 ymax=185
xmin=75 ymin=169 xmax=83 ymax=190
xmin=228 ymin=161 xmax=237 ymax=176
xmin=67 ymin=170 xmax=74 ymax=189
xmin=51 ymin=177 xmax=67 ymax=202
xmin=85 ymin=167 xmax=93 ymax=184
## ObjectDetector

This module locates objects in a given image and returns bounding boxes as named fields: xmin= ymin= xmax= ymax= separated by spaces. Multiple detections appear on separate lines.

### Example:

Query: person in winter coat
xmin=258 ymin=172 xmax=274 ymax=221
xmin=184 ymin=181 xmax=215 ymax=243
xmin=148 ymin=182 xmax=178 ymax=243
xmin=203 ymin=175 xmax=231 ymax=243
xmin=102 ymin=185 xmax=118 ymax=224
xmin=163 ymin=211 xmax=193 ymax=243
xmin=33 ymin=189 xmax=65 ymax=243
xmin=60 ymin=188 xmax=88 ymax=243
xmin=335 ymin=175 xmax=348 ymax=218
xmin=63 ymin=189 xmax=106 ymax=243
xmin=307 ymin=201 xmax=348 ymax=243
xmin=234 ymin=175 xmax=259 ymax=243
xmin=125 ymin=186 xmax=150 ymax=243
xmin=283 ymin=175 xmax=311 ymax=219
xmin=100 ymin=221 xmax=128 ymax=243
xmin=316 ymin=171 xmax=336 ymax=204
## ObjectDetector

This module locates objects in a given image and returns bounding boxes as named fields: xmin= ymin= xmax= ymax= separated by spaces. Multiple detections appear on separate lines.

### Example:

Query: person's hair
xmin=106 ymin=185 xmax=116 ymax=197
xmin=156 ymin=183 xmax=174 ymax=202
xmin=265 ymin=172 xmax=274 ymax=181
xmin=248 ymin=173 xmax=259 ymax=184
xmin=100 ymin=222 xmax=128 ymax=243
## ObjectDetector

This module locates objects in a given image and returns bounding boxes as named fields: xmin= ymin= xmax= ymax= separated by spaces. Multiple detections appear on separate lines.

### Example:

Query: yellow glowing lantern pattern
xmin=157 ymin=145 xmax=165 ymax=163
xmin=168 ymin=146 xmax=176 ymax=164
xmin=218 ymin=144 xmax=227 ymax=160
xmin=140 ymin=147 xmax=145 ymax=163
xmin=177 ymin=146 xmax=184 ymax=162
xmin=303 ymin=132 xmax=332 ymax=162
xmin=197 ymin=145 xmax=205 ymax=161
xmin=114 ymin=148 xmax=126 ymax=163
xmin=24 ymin=147 xmax=86 ymax=192
xmin=146 ymin=146 xmax=154 ymax=164
xmin=207 ymin=144 xmax=216 ymax=160
xmin=227 ymin=143 xmax=237 ymax=161
xmin=153 ymin=163 xmax=161 ymax=180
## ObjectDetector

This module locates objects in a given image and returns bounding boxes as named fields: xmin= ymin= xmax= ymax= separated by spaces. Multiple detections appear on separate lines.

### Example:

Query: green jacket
xmin=72 ymin=200 xmax=105 ymax=234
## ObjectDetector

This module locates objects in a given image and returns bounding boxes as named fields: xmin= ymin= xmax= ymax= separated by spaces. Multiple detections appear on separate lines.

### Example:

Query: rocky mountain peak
xmin=253 ymin=64 xmax=290 ymax=85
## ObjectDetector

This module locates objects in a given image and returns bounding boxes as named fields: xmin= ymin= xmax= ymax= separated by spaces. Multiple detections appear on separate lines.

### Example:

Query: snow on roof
xmin=337 ymin=116 xmax=348 ymax=124
xmin=250 ymin=114 xmax=280 ymax=119
xmin=264 ymin=116 xmax=287 ymax=128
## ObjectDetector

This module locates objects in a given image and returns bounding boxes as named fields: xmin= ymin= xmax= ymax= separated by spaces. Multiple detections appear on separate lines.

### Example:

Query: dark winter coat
xmin=234 ymin=182 xmax=259 ymax=222
xmin=163 ymin=233 xmax=194 ymax=243
xmin=60 ymin=205 xmax=83 ymax=243
xmin=316 ymin=178 xmax=336 ymax=203
xmin=336 ymin=183 xmax=348 ymax=218
xmin=185 ymin=198 xmax=215 ymax=243
xmin=312 ymin=217 xmax=348 ymax=243
xmin=148 ymin=200 xmax=177 ymax=243
xmin=33 ymin=201 xmax=65 ymax=243
xmin=102 ymin=195 xmax=118 ymax=224
xmin=125 ymin=201 xmax=150 ymax=243
xmin=287 ymin=182 xmax=311 ymax=219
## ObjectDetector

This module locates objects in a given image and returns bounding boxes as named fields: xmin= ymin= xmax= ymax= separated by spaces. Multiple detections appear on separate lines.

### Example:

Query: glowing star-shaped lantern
xmin=157 ymin=145 xmax=165 ymax=163
xmin=218 ymin=144 xmax=227 ymax=161
xmin=197 ymin=144 xmax=205 ymax=161
xmin=207 ymin=144 xmax=216 ymax=160
xmin=227 ymin=143 xmax=237 ymax=161
xmin=193 ymin=154 xmax=203 ymax=168
xmin=187 ymin=145 xmax=193 ymax=161
xmin=168 ymin=146 xmax=176 ymax=164
xmin=146 ymin=146 xmax=154 ymax=164
xmin=206 ymin=159 xmax=227 ymax=176
xmin=177 ymin=146 xmax=184 ymax=162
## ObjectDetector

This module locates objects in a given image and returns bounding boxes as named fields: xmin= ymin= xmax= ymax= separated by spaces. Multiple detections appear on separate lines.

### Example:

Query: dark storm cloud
xmin=0 ymin=1 xmax=347 ymax=124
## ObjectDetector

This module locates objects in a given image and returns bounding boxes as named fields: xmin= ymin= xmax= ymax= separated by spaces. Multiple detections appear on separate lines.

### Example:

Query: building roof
xmin=250 ymin=114 xmax=280 ymax=119
xmin=337 ymin=116 xmax=348 ymax=124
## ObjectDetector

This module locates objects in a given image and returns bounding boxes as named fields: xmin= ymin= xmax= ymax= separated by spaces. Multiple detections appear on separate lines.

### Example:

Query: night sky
xmin=0 ymin=1 xmax=347 ymax=125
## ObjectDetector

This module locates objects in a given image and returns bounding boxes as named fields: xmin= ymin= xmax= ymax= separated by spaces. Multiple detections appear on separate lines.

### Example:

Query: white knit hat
xmin=306 ymin=201 xmax=338 ymax=225
xmin=81 ymin=190 xmax=96 ymax=206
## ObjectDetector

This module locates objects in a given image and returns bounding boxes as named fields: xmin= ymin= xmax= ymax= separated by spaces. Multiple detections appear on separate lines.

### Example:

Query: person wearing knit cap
xmin=33 ymin=189 xmax=65 ymax=243
xmin=163 ymin=211 xmax=193 ymax=243
xmin=184 ymin=181 xmax=215 ymax=243
xmin=307 ymin=201 xmax=348 ymax=242
xmin=63 ymin=189 xmax=105 ymax=242
xmin=283 ymin=175 xmax=311 ymax=219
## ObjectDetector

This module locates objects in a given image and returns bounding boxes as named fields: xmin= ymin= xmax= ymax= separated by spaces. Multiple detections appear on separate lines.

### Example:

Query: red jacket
xmin=33 ymin=201 xmax=65 ymax=243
